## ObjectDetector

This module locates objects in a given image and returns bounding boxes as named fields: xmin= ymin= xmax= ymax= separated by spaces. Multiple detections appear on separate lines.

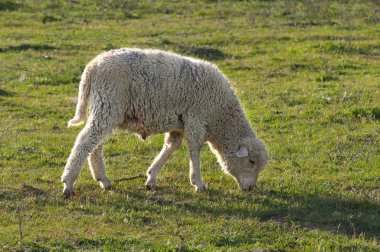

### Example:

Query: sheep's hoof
xmin=63 ymin=189 xmax=75 ymax=198
xmin=99 ymin=179 xmax=111 ymax=191
xmin=146 ymin=183 xmax=156 ymax=191
xmin=103 ymin=185 xmax=112 ymax=191
xmin=145 ymin=177 xmax=157 ymax=191
xmin=195 ymin=182 xmax=207 ymax=192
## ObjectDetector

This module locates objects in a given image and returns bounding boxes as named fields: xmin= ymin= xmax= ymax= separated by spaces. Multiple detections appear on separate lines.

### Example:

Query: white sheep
xmin=61 ymin=48 xmax=268 ymax=195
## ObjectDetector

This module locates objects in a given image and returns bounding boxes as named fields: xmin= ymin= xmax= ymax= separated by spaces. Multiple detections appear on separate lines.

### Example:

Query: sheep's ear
xmin=236 ymin=145 xmax=248 ymax=158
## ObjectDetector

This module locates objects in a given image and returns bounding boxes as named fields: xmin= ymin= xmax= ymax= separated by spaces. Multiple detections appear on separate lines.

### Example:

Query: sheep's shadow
xmin=111 ymin=185 xmax=380 ymax=240
xmin=5 ymin=181 xmax=378 ymax=241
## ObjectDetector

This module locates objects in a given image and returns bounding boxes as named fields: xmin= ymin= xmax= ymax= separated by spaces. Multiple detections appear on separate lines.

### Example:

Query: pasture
xmin=0 ymin=0 xmax=379 ymax=251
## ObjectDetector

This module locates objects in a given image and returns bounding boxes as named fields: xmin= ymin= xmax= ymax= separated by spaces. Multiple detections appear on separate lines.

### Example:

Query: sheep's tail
xmin=67 ymin=65 xmax=93 ymax=127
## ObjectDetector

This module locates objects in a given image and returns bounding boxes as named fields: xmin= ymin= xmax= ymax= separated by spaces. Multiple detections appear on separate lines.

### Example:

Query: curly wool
xmin=62 ymin=48 xmax=268 ymax=193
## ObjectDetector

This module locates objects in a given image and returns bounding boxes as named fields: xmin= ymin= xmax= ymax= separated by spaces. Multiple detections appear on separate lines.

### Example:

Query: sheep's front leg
xmin=88 ymin=144 xmax=111 ymax=190
xmin=188 ymin=145 xmax=206 ymax=192
xmin=146 ymin=132 xmax=183 ymax=190
xmin=185 ymin=118 xmax=207 ymax=192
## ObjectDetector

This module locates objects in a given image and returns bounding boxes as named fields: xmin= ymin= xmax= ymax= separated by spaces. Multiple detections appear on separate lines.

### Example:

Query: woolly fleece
xmin=61 ymin=48 xmax=268 ymax=194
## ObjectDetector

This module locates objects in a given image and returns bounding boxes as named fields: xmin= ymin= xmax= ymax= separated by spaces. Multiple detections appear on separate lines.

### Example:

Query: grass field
xmin=0 ymin=0 xmax=379 ymax=251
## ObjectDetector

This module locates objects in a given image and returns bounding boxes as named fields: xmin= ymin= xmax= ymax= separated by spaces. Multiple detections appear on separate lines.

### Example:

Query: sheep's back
xmin=92 ymin=48 xmax=236 ymax=134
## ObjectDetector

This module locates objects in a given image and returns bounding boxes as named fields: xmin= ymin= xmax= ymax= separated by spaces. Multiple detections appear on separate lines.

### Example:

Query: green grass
xmin=0 ymin=0 xmax=379 ymax=251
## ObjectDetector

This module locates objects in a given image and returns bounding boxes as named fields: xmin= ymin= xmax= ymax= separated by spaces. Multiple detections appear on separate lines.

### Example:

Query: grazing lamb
xmin=61 ymin=48 xmax=268 ymax=195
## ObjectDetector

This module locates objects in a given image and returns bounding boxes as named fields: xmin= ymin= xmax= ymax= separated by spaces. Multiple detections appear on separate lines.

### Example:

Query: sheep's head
xmin=223 ymin=137 xmax=268 ymax=191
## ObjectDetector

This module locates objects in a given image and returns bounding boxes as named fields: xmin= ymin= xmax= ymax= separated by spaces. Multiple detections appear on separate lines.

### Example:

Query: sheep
xmin=61 ymin=48 xmax=268 ymax=195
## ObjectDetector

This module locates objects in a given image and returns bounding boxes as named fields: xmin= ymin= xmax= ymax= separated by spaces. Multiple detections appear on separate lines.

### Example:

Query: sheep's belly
xmin=121 ymin=113 xmax=184 ymax=140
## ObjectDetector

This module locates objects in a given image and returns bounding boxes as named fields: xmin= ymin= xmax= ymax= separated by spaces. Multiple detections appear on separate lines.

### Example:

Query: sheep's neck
xmin=207 ymin=102 xmax=254 ymax=156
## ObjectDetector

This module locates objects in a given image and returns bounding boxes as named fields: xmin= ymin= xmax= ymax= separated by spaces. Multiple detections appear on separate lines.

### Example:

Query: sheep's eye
xmin=249 ymin=160 xmax=255 ymax=165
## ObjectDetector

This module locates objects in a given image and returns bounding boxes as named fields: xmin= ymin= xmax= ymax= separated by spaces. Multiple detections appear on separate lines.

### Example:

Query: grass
xmin=0 ymin=0 xmax=379 ymax=251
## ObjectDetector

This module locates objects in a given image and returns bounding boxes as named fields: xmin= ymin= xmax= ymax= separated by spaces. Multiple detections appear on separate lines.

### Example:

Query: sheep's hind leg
xmin=61 ymin=123 xmax=113 ymax=196
xmin=88 ymin=144 xmax=111 ymax=190
xmin=146 ymin=132 xmax=183 ymax=190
